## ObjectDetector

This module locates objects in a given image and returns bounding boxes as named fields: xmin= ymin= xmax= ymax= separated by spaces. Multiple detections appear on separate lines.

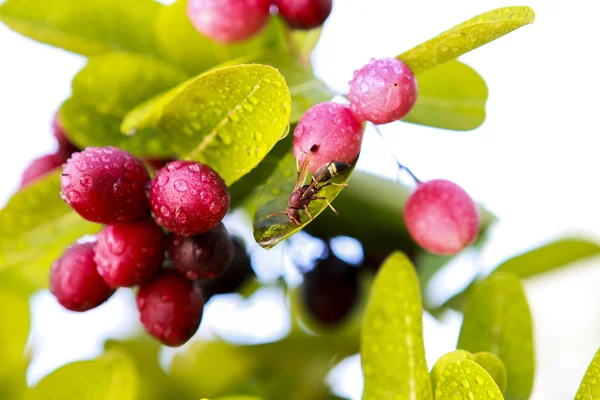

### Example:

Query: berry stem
xmin=371 ymin=123 xmax=421 ymax=184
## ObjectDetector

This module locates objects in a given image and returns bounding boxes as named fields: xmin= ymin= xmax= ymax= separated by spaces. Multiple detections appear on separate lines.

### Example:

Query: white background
xmin=1 ymin=0 xmax=600 ymax=399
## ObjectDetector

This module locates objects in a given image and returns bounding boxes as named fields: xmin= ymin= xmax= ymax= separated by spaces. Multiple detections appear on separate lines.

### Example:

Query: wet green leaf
xmin=0 ymin=171 xmax=100 ymax=288
xmin=431 ymin=350 xmax=474 ymax=392
xmin=574 ymin=348 xmax=600 ymax=400
xmin=403 ymin=60 xmax=488 ymax=131
xmin=0 ymin=0 xmax=162 ymax=56
xmin=458 ymin=272 xmax=534 ymax=400
xmin=27 ymin=351 xmax=138 ymax=400
xmin=398 ymin=6 xmax=535 ymax=74
xmin=362 ymin=252 xmax=433 ymax=400
xmin=435 ymin=359 xmax=503 ymax=400
xmin=252 ymin=150 xmax=356 ymax=250
xmin=122 ymin=64 xmax=291 ymax=186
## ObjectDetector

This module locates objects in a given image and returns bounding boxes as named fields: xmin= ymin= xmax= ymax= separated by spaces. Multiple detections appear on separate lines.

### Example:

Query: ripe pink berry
xmin=149 ymin=161 xmax=229 ymax=237
xmin=404 ymin=179 xmax=479 ymax=255
xmin=136 ymin=270 xmax=205 ymax=347
xmin=167 ymin=223 xmax=234 ymax=281
xmin=20 ymin=152 xmax=67 ymax=189
xmin=292 ymin=102 xmax=364 ymax=174
xmin=49 ymin=242 xmax=113 ymax=312
xmin=348 ymin=58 xmax=418 ymax=125
xmin=275 ymin=0 xmax=332 ymax=30
xmin=53 ymin=113 xmax=78 ymax=156
xmin=187 ymin=0 xmax=271 ymax=43
xmin=60 ymin=147 xmax=150 ymax=224
xmin=94 ymin=219 xmax=165 ymax=288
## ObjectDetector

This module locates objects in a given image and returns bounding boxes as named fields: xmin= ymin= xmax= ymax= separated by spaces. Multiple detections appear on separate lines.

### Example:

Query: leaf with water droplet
xmin=574 ymin=348 xmax=600 ymax=399
xmin=122 ymin=64 xmax=291 ymax=186
xmin=402 ymin=60 xmax=488 ymax=131
xmin=458 ymin=272 xmax=534 ymax=400
xmin=437 ymin=360 xmax=503 ymax=400
xmin=0 ymin=171 xmax=100 ymax=288
xmin=398 ymin=6 xmax=535 ymax=74
xmin=361 ymin=252 xmax=433 ymax=400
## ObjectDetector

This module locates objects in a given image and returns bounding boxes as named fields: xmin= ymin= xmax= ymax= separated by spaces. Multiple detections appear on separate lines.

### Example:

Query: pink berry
xmin=149 ymin=161 xmax=229 ymax=237
xmin=348 ymin=58 xmax=418 ymax=125
xmin=292 ymin=102 xmax=364 ymax=174
xmin=167 ymin=223 xmax=234 ymax=281
xmin=53 ymin=112 xmax=78 ymax=156
xmin=275 ymin=0 xmax=332 ymax=30
xmin=20 ymin=152 xmax=67 ymax=189
xmin=404 ymin=179 xmax=479 ymax=255
xmin=60 ymin=147 xmax=150 ymax=224
xmin=49 ymin=242 xmax=113 ymax=312
xmin=187 ymin=0 xmax=271 ymax=43
xmin=94 ymin=219 xmax=165 ymax=288
xmin=136 ymin=270 xmax=205 ymax=347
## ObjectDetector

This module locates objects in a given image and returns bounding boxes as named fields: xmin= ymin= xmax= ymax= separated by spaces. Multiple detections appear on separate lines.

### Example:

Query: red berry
xmin=404 ymin=179 xmax=479 ymax=255
xmin=187 ymin=0 xmax=271 ymax=43
xmin=149 ymin=161 xmax=229 ymax=237
xmin=49 ymin=242 xmax=113 ymax=312
xmin=292 ymin=102 xmax=364 ymax=174
xmin=94 ymin=219 xmax=165 ymax=288
xmin=167 ymin=223 xmax=234 ymax=281
xmin=275 ymin=0 xmax=332 ymax=30
xmin=348 ymin=58 xmax=418 ymax=125
xmin=136 ymin=270 xmax=205 ymax=347
xmin=60 ymin=147 xmax=150 ymax=224
xmin=53 ymin=112 xmax=78 ymax=156
xmin=20 ymin=152 xmax=67 ymax=189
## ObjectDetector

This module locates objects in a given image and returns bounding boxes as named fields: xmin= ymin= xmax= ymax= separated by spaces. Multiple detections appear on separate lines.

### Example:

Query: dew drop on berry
xmin=174 ymin=180 xmax=188 ymax=192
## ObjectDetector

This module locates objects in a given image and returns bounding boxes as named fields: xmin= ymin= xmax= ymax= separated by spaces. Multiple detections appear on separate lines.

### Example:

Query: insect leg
xmin=303 ymin=205 xmax=314 ymax=219
xmin=266 ymin=211 xmax=287 ymax=219
xmin=312 ymin=196 xmax=339 ymax=215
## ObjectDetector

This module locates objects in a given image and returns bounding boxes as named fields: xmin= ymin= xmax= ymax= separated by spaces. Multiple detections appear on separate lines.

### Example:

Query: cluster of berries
xmin=50 ymin=145 xmax=233 ymax=347
xmin=187 ymin=0 xmax=332 ymax=43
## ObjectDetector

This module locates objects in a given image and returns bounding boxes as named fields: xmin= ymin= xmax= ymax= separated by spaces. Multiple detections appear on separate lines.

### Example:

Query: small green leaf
xmin=27 ymin=351 xmax=138 ymax=400
xmin=154 ymin=0 xmax=287 ymax=75
xmin=60 ymin=52 xmax=188 ymax=157
xmin=403 ymin=60 xmax=488 ymax=131
xmin=431 ymin=350 xmax=474 ymax=393
xmin=122 ymin=64 xmax=291 ymax=186
xmin=472 ymin=352 xmax=507 ymax=395
xmin=458 ymin=272 xmax=534 ymax=400
xmin=361 ymin=252 xmax=433 ymax=400
xmin=574 ymin=348 xmax=600 ymax=399
xmin=0 ymin=171 xmax=100 ymax=288
xmin=436 ymin=360 xmax=503 ymax=400
xmin=252 ymin=151 xmax=356 ymax=250
xmin=398 ymin=6 xmax=535 ymax=74
xmin=0 ymin=0 xmax=162 ymax=56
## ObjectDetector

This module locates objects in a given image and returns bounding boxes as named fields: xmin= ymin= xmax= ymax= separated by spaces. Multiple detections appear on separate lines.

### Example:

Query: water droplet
xmin=487 ymin=389 xmax=496 ymax=397
xmin=280 ymin=101 xmax=290 ymax=115
xmin=124 ymin=161 xmax=134 ymax=170
xmin=468 ymin=392 xmax=475 ymax=400
xmin=228 ymin=113 xmax=240 ymax=123
xmin=254 ymin=131 xmax=263 ymax=141
xmin=80 ymin=176 xmax=92 ymax=187
xmin=461 ymin=380 xmax=470 ymax=389
xmin=174 ymin=180 xmax=188 ymax=192
xmin=248 ymin=95 xmax=259 ymax=105
xmin=243 ymin=103 xmax=254 ymax=112
xmin=475 ymin=376 xmax=484 ymax=385
xmin=157 ymin=175 xmax=169 ymax=187
xmin=160 ymin=206 xmax=171 ymax=217
xmin=176 ymin=209 xmax=188 ymax=224
xmin=75 ymin=161 xmax=87 ymax=171
xmin=263 ymin=77 xmax=272 ymax=84
xmin=219 ymin=130 xmax=233 ymax=144
xmin=450 ymin=393 xmax=462 ymax=400
xmin=188 ymin=163 xmax=200 ymax=172
xmin=67 ymin=190 xmax=81 ymax=202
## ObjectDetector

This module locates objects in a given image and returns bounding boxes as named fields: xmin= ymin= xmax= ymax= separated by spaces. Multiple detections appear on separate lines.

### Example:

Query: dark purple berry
xmin=136 ymin=270 xmax=205 ymax=347
xmin=60 ymin=147 xmax=150 ymax=224
xmin=20 ymin=152 xmax=67 ymax=189
xmin=49 ymin=242 xmax=113 ymax=312
xmin=94 ymin=219 xmax=165 ymax=288
xmin=275 ymin=0 xmax=333 ymax=30
xmin=201 ymin=238 xmax=254 ymax=300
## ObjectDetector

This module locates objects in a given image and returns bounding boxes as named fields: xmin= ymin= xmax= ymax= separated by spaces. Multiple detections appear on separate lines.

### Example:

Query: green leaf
xmin=61 ymin=52 xmax=189 ymax=157
xmin=435 ymin=359 xmax=503 ymax=400
xmin=574 ymin=348 xmax=600 ymax=400
xmin=0 ymin=0 xmax=162 ymax=56
xmin=361 ymin=252 xmax=433 ymax=400
xmin=431 ymin=350 xmax=474 ymax=393
xmin=458 ymin=272 xmax=534 ymax=400
xmin=122 ymin=64 xmax=291 ymax=186
xmin=154 ymin=0 xmax=287 ymax=75
xmin=252 ymin=150 xmax=356 ymax=250
xmin=0 ymin=171 xmax=100 ymax=288
xmin=403 ymin=60 xmax=488 ymax=131
xmin=398 ymin=6 xmax=535 ymax=74
xmin=27 ymin=350 xmax=138 ymax=400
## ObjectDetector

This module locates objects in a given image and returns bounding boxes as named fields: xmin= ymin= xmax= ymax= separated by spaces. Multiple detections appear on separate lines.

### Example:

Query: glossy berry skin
xmin=94 ymin=219 xmax=165 ymax=288
xmin=167 ymin=223 xmax=234 ymax=281
xmin=136 ymin=270 xmax=205 ymax=347
xmin=187 ymin=0 xmax=271 ymax=43
xmin=20 ymin=152 xmax=67 ymax=189
xmin=53 ymin=113 xmax=78 ymax=156
xmin=275 ymin=0 xmax=332 ymax=30
xmin=60 ymin=147 xmax=150 ymax=224
xmin=349 ymin=58 xmax=418 ymax=125
xmin=149 ymin=161 xmax=229 ymax=237
xmin=292 ymin=102 xmax=364 ymax=174
xmin=49 ymin=242 xmax=113 ymax=312
xmin=404 ymin=179 xmax=479 ymax=255
xmin=201 ymin=238 xmax=254 ymax=300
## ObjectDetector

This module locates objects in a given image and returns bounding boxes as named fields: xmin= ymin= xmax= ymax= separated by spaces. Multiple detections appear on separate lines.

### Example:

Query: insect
xmin=266 ymin=145 xmax=350 ymax=225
